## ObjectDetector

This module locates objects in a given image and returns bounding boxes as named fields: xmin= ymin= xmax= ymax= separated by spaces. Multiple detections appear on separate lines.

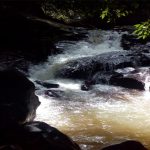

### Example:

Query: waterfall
xmin=29 ymin=29 xmax=150 ymax=150
xmin=29 ymin=30 xmax=125 ymax=81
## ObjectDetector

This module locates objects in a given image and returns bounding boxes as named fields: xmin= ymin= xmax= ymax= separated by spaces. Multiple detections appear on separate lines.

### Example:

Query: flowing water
xmin=29 ymin=29 xmax=150 ymax=150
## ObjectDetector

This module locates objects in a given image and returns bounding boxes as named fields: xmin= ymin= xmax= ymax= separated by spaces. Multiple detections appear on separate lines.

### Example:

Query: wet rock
xmin=35 ymin=80 xmax=59 ymax=88
xmin=121 ymin=34 xmax=149 ymax=51
xmin=0 ymin=69 xmax=40 ymax=127
xmin=110 ymin=67 xmax=150 ymax=90
xmin=56 ymin=51 xmax=139 ymax=79
xmin=90 ymin=67 xmax=150 ymax=90
xmin=81 ymin=72 xmax=122 ymax=91
xmin=101 ymin=140 xmax=147 ymax=150
xmin=44 ymin=90 xmax=64 ymax=98
xmin=0 ymin=69 xmax=80 ymax=149
xmin=0 ymin=121 xmax=81 ymax=150
xmin=92 ymin=71 xmax=122 ymax=85
xmin=81 ymin=80 xmax=94 ymax=91
xmin=140 ymin=53 xmax=150 ymax=66
xmin=111 ymin=76 xmax=145 ymax=90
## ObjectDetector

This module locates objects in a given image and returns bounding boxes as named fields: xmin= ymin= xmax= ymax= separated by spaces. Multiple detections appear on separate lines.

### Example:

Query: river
xmin=29 ymin=29 xmax=150 ymax=150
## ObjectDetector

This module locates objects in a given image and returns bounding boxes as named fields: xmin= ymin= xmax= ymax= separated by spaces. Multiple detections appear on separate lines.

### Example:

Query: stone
xmin=44 ymin=89 xmax=64 ymax=98
xmin=0 ymin=69 xmax=40 ymax=128
xmin=110 ymin=68 xmax=150 ymax=90
xmin=101 ymin=140 xmax=147 ymax=150
xmin=81 ymin=80 xmax=94 ymax=91
xmin=92 ymin=71 xmax=122 ymax=85
xmin=35 ymin=80 xmax=59 ymax=88
xmin=89 ymin=67 xmax=150 ymax=91
xmin=121 ymin=34 xmax=148 ymax=51
xmin=56 ymin=51 xmax=138 ymax=79
xmin=140 ymin=53 xmax=150 ymax=66
xmin=0 ymin=121 xmax=81 ymax=150
xmin=0 ymin=69 xmax=81 ymax=150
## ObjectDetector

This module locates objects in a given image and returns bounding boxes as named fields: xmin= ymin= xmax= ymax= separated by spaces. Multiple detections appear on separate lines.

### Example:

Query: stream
xmin=29 ymin=29 xmax=150 ymax=150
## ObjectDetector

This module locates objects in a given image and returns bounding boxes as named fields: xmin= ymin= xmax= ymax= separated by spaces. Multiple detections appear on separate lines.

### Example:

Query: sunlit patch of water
xmin=35 ymin=84 xmax=150 ymax=150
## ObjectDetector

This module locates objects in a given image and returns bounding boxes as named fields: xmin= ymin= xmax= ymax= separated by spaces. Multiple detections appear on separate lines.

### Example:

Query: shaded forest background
xmin=0 ymin=0 xmax=150 ymax=70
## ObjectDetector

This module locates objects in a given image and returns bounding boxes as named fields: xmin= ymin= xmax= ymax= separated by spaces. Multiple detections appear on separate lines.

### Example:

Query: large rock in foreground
xmin=0 ymin=69 xmax=81 ymax=150
xmin=0 ymin=69 xmax=40 ymax=127
xmin=0 ymin=121 xmax=80 ymax=150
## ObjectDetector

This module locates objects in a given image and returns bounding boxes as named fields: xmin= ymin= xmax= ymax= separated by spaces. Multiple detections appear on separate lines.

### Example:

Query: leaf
xmin=101 ymin=13 xmax=106 ymax=19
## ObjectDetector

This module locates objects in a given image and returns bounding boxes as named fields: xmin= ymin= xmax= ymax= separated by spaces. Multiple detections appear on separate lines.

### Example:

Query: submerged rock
xmin=0 ymin=121 xmax=81 ymax=150
xmin=101 ymin=140 xmax=147 ymax=150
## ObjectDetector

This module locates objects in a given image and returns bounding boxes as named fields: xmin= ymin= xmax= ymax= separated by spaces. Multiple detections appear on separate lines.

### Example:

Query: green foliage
xmin=100 ymin=0 xmax=150 ymax=40
xmin=100 ymin=7 xmax=130 ymax=23
xmin=100 ymin=0 xmax=133 ymax=23
xmin=100 ymin=0 xmax=139 ymax=23
xmin=42 ymin=0 xmax=101 ymax=23
xmin=133 ymin=19 xmax=150 ymax=39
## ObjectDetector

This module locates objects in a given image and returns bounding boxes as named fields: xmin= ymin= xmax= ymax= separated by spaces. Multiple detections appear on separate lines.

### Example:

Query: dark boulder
xmin=0 ymin=69 xmax=40 ymax=128
xmin=56 ymin=51 xmax=140 ymax=79
xmin=121 ymin=34 xmax=149 ymax=51
xmin=111 ymin=77 xmax=145 ymax=90
xmin=81 ymin=80 xmax=94 ymax=91
xmin=91 ymin=67 xmax=150 ymax=90
xmin=81 ymin=72 xmax=122 ymax=91
xmin=0 ymin=121 xmax=81 ymax=150
xmin=110 ymin=67 xmax=150 ymax=90
xmin=35 ymin=80 xmax=59 ymax=88
xmin=140 ymin=52 xmax=150 ymax=66
xmin=44 ymin=89 xmax=64 ymax=98
xmin=92 ymin=71 xmax=122 ymax=85
xmin=101 ymin=140 xmax=147 ymax=150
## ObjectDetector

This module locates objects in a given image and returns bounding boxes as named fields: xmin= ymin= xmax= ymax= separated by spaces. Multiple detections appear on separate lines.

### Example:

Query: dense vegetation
xmin=42 ymin=0 xmax=150 ymax=39
xmin=100 ymin=0 xmax=150 ymax=39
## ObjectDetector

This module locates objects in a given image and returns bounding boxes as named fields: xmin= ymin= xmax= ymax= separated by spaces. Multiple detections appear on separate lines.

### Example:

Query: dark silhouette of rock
xmin=35 ymin=80 xmax=59 ymax=88
xmin=101 ymin=140 xmax=147 ymax=150
xmin=81 ymin=80 xmax=95 ymax=91
xmin=140 ymin=52 xmax=150 ymax=66
xmin=92 ymin=71 xmax=122 ymax=85
xmin=0 ymin=121 xmax=81 ymax=150
xmin=87 ymin=67 xmax=150 ymax=91
xmin=0 ymin=69 xmax=40 ymax=127
xmin=44 ymin=89 xmax=64 ymax=98
xmin=0 ymin=69 xmax=81 ymax=150
xmin=121 ymin=34 xmax=148 ymax=51
xmin=110 ymin=68 xmax=150 ymax=90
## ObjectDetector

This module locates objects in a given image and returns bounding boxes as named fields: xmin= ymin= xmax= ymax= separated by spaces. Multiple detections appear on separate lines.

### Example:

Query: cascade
xmin=30 ymin=29 xmax=150 ymax=150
